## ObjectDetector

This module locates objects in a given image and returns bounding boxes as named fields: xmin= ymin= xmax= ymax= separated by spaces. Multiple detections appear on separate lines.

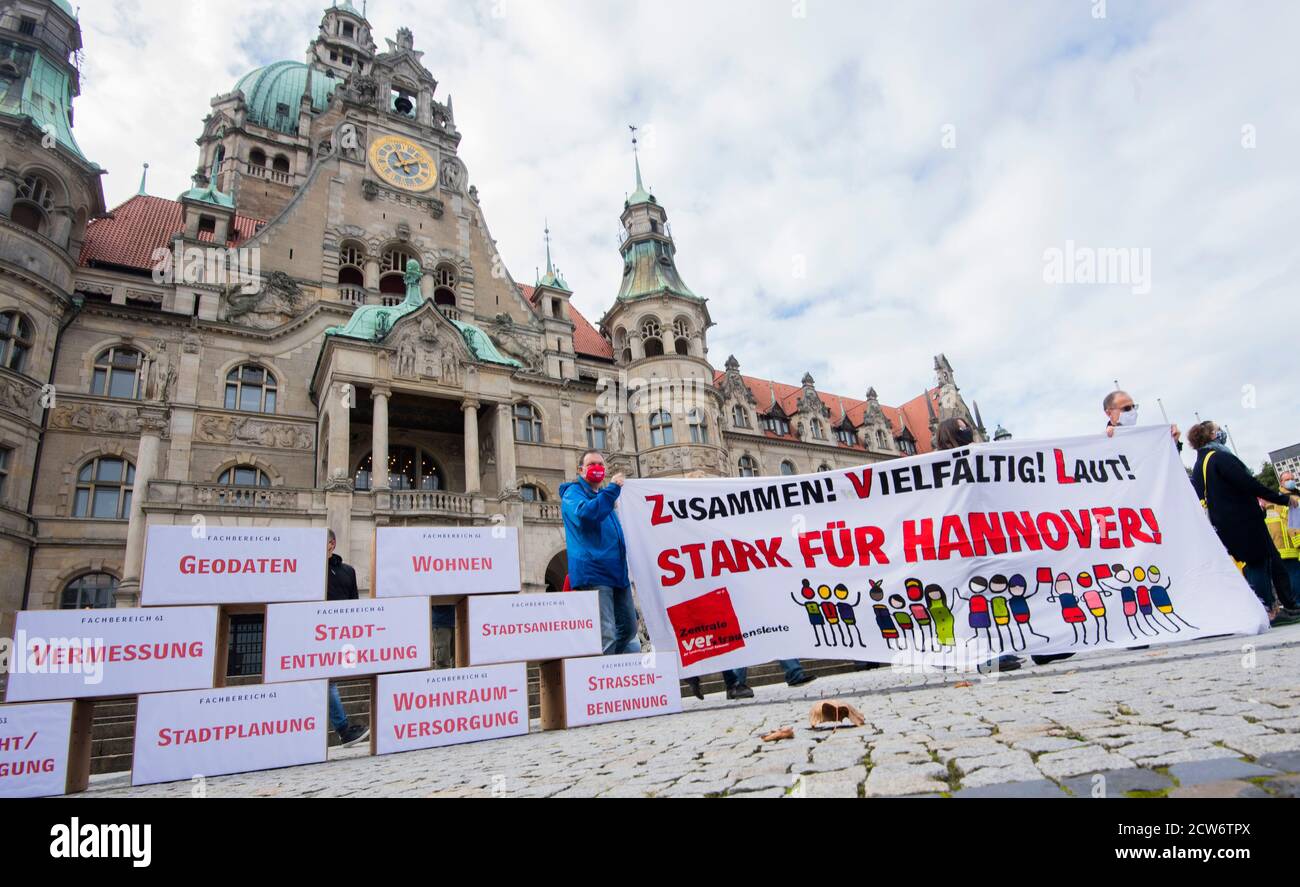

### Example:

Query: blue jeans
xmin=1284 ymin=559 xmax=1300 ymax=608
xmin=1244 ymin=555 xmax=1285 ymax=608
xmin=594 ymin=585 xmax=641 ymax=655
xmin=722 ymin=660 xmax=805 ymax=688
xmin=328 ymin=682 xmax=348 ymax=732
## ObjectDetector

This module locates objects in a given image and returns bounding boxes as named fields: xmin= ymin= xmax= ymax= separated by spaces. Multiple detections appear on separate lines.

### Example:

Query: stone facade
xmin=0 ymin=3 xmax=987 ymax=639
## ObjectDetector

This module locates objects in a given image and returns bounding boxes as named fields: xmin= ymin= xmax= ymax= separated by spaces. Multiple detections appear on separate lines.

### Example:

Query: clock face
xmin=368 ymin=137 xmax=437 ymax=192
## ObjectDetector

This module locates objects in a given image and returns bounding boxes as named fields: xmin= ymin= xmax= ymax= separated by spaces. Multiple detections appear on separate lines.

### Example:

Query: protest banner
xmin=0 ymin=701 xmax=92 ymax=798
xmin=618 ymin=426 xmax=1269 ymax=678
xmin=539 ymin=652 xmax=682 ymax=731
xmin=132 ymin=681 xmax=327 ymax=786
xmin=142 ymin=526 xmax=327 ymax=605
xmin=373 ymin=527 xmax=521 ymax=599
xmin=262 ymin=596 xmax=432 ymax=683
xmin=4 ymin=607 xmax=220 ymax=702
xmin=372 ymin=663 xmax=529 ymax=755
xmin=460 ymin=591 xmax=602 ymax=666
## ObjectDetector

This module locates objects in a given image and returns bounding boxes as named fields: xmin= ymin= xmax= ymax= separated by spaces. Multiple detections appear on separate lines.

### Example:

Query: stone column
xmin=371 ymin=386 xmax=390 ymax=490
xmin=115 ymin=407 xmax=169 ymax=607
xmin=630 ymin=331 xmax=646 ymax=361
xmin=462 ymin=399 xmax=481 ymax=493
xmin=363 ymin=258 xmax=381 ymax=291
xmin=421 ymin=271 xmax=435 ymax=302
xmin=0 ymin=175 xmax=17 ymax=217
xmin=495 ymin=403 xmax=517 ymax=494
xmin=50 ymin=210 xmax=73 ymax=248
xmin=326 ymin=381 xmax=352 ymax=481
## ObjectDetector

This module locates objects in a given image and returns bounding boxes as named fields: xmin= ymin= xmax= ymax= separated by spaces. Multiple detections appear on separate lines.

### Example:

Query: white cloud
xmin=74 ymin=0 xmax=1299 ymax=469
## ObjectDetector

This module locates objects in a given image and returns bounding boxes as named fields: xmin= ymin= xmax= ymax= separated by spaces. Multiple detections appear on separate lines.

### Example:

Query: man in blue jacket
xmin=560 ymin=449 xmax=641 ymax=655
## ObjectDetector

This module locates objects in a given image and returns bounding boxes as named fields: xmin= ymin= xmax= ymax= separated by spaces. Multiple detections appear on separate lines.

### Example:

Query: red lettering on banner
xmin=647 ymin=494 xmax=672 ymax=526
xmin=903 ymin=518 xmax=936 ymax=563
xmin=1054 ymin=449 xmax=1076 ymax=484
xmin=843 ymin=467 xmax=873 ymax=500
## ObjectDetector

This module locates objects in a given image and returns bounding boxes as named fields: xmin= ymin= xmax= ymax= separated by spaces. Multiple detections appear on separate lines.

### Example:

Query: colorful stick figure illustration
xmin=817 ymin=584 xmax=844 ymax=646
xmin=1007 ymin=572 xmax=1050 ymax=648
xmin=792 ymin=578 xmax=833 ymax=647
xmin=988 ymin=574 xmax=1014 ymax=653
xmin=1100 ymin=565 xmax=1156 ymax=640
xmin=1147 ymin=565 xmax=1197 ymax=631
xmin=924 ymin=583 xmax=957 ymax=651
xmin=904 ymin=577 xmax=936 ymax=652
xmin=1040 ymin=568 xmax=1089 ymax=645
xmin=889 ymin=594 xmax=919 ymax=650
xmin=1129 ymin=565 xmax=1164 ymax=635
xmin=869 ymin=580 xmax=904 ymax=650
xmin=954 ymin=576 xmax=993 ymax=649
xmin=1076 ymin=570 xmax=1113 ymax=644
xmin=833 ymin=583 xmax=866 ymax=647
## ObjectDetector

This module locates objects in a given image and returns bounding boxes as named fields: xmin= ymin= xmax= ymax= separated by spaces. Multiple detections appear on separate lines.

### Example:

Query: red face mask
xmin=584 ymin=464 xmax=606 ymax=484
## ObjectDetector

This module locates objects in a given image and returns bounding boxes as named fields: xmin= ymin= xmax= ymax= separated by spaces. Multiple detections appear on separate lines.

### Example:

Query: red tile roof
xmin=79 ymin=195 xmax=264 ymax=272
xmin=518 ymin=283 xmax=615 ymax=361
xmin=714 ymin=371 xmax=940 ymax=454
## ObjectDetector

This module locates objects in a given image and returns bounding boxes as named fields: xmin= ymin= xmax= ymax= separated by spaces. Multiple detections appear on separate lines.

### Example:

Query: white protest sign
xmin=132 ymin=681 xmax=327 ymax=786
xmin=466 ymin=591 xmax=602 ymax=665
xmin=5 ymin=607 xmax=219 ymax=702
xmin=374 ymin=527 xmax=521 ymax=598
xmin=374 ymin=664 xmax=528 ymax=755
xmin=618 ymin=426 xmax=1270 ymax=678
xmin=561 ymin=653 xmax=682 ymax=729
xmin=262 ymin=596 xmax=431 ymax=683
xmin=0 ymin=701 xmax=83 ymax=798
xmin=142 ymin=526 xmax=327 ymax=605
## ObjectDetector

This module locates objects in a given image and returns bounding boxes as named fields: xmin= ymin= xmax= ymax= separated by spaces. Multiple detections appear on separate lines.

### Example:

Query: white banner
xmin=466 ymin=592 xmax=602 ymax=665
xmin=142 ymin=526 xmax=327 ymax=605
xmin=374 ymin=527 xmax=521 ymax=598
xmin=561 ymin=653 xmax=682 ymax=729
xmin=5 ymin=607 xmax=219 ymax=702
xmin=374 ymin=664 xmax=529 ymax=755
xmin=0 ymin=701 xmax=77 ymax=798
xmin=132 ymin=681 xmax=327 ymax=786
xmin=619 ymin=427 xmax=1269 ymax=678
xmin=262 ymin=597 xmax=431 ymax=683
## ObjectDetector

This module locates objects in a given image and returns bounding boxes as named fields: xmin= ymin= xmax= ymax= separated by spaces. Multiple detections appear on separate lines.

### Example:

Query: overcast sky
xmin=71 ymin=1 xmax=1298 ymax=470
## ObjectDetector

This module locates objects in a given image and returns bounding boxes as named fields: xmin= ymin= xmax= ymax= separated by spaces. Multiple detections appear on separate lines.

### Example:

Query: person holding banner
xmin=1104 ymin=390 xmax=1182 ymax=449
xmin=1269 ymin=472 xmax=1300 ymax=601
xmin=326 ymin=529 xmax=371 ymax=747
xmin=560 ymin=450 xmax=641 ymax=655
xmin=1188 ymin=423 xmax=1300 ymax=626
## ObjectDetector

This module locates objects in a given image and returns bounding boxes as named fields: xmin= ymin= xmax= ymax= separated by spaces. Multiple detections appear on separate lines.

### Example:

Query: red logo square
xmin=667 ymin=587 xmax=745 ymax=666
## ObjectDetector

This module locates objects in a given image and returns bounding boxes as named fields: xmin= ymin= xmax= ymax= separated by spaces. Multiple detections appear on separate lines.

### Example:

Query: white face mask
xmin=1116 ymin=409 xmax=1138 ymax=427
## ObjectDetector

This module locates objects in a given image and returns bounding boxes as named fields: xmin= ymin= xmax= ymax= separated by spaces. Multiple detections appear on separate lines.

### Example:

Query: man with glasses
xmin=1103 ymin=390 xmax=1182 ymax=450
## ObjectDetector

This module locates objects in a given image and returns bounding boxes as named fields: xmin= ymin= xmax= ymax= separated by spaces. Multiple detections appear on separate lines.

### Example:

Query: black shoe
xmin=338 ymin=724 xmax=370 ymax=747
xmin=1270 ymin=612 xmax=1300 ymax=627
xmin=979 ymin=655 xmax=1022 ymax=674
xmin=726 ymin=683 xmax=755 ymax=700
xmin=1030 ymin=653 xmax=1076 ymax=665
xmin=685 ymin=677 xmax=704 ymax=700
xmin=787 ymin=673 xmax=817 ymax=687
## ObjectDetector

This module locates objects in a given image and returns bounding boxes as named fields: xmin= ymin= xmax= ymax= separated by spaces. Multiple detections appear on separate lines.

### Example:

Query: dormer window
xmin=836 ymin=427 xmax=856 ymax=446
xmin=197 ymin=215 xmax=216 ymax=236
xmin=343 ymin=22 xmax=355 ymax=38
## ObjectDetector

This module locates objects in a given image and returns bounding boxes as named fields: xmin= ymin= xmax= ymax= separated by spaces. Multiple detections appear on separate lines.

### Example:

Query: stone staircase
xmin=83 ymin=660 xmax=867 ymax=774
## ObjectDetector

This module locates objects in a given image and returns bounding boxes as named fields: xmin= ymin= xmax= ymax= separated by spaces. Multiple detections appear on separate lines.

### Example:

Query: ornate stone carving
xmin=50 ymin=403 xmax=142 ymax=434
xmin=224 ymin=271 xmax=305 ymax=328
xmin=144 ymin=345 xmax=176 ymax=403
xmin=389 ymin=317 xmax=461 ymax=384
xmin=343 ymin=73 xmax=379 ymax=105
xmin=195 ymin=414 xmax=313 ymax=450
xmin=440 ymin=156 xmax=464 ymax=191
xmin=486 ymin=315 xmax=543 ymax=372
xmin=607 ymin=414 xmax=626 ymax=453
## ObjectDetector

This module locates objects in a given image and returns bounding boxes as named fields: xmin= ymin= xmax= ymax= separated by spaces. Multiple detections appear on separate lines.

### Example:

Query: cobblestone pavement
xmin=78 ymin=629 xmax=1300 ymax=798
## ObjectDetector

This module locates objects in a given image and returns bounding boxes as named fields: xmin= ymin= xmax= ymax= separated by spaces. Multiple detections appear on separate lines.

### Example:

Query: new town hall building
xmin=0 ymin=2 xmax=999 ymax=665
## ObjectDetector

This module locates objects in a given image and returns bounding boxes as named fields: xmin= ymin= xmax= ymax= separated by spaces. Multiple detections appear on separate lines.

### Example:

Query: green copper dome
xmin=235 ymin=61 xmax=338 ymax=134
xmin=51 ymin=0 xmax=76 ymax=17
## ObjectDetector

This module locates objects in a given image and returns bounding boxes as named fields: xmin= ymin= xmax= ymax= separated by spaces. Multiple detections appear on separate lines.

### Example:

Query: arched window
xmin=876 ymin=429 xmax=889 ymax=449
xmin=520 ymin=484 xmax=545 ymax=502
xmin=248 ymin=148 xmax=267 ymax=170
xmin=355 ymin=446 xmax=444 ymax=491
xmin=73 ymin=456 xmax=135 ymax=519
xmin=586 ymin=413 xmax=608 ymax=450
xmin=732 ymin=405 xmax=749 ymax=428
xmin=61 ymin=572 xmax=118 ymax=609
xmin=433 ymin=263 xmax=457 ymax=307
xmin=641 ymin=318 xmax=664 ymax=358
xmin=224 ymin=364 xmax=278 ymax=413
xmin=738 ymin=456 xmax=758 ymax=478
xmin=649 ymin=410 xmax=674 ymax=447
xmin=513 ymin=402 xmax=543 ymax=443
xmin=90 ymin=347 xmax=144 ymax=399
xmin=836 ymin=426 xmax=856 ymax=446
xmin=673 ymin=318 xmax=691 ymax=355
xmin=380 ymin=247 xmax=417 ymax=299
xmin=1 ymin=311 xmax=33 ymax=374
xmin=688 ymin=408 xmax=709 ymax=444
xmin=218 ymin=465 xmax=271 ymax=487
xmin=272 ymin=155 xmax=291 ymax=174
xmin=780 ymin=459 xmax=797 ymax=476
xmin=810 ymin=419 xmax=826 ymax=440
xmin=13 ymin=173 xmax=56 ymax=233
xmin=338 ymin=242 xmax=365 ymax=287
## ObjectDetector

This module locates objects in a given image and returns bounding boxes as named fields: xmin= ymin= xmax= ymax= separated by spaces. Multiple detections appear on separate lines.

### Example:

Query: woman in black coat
xmin=1188 ymin=421 xmax=1300 ymax=625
